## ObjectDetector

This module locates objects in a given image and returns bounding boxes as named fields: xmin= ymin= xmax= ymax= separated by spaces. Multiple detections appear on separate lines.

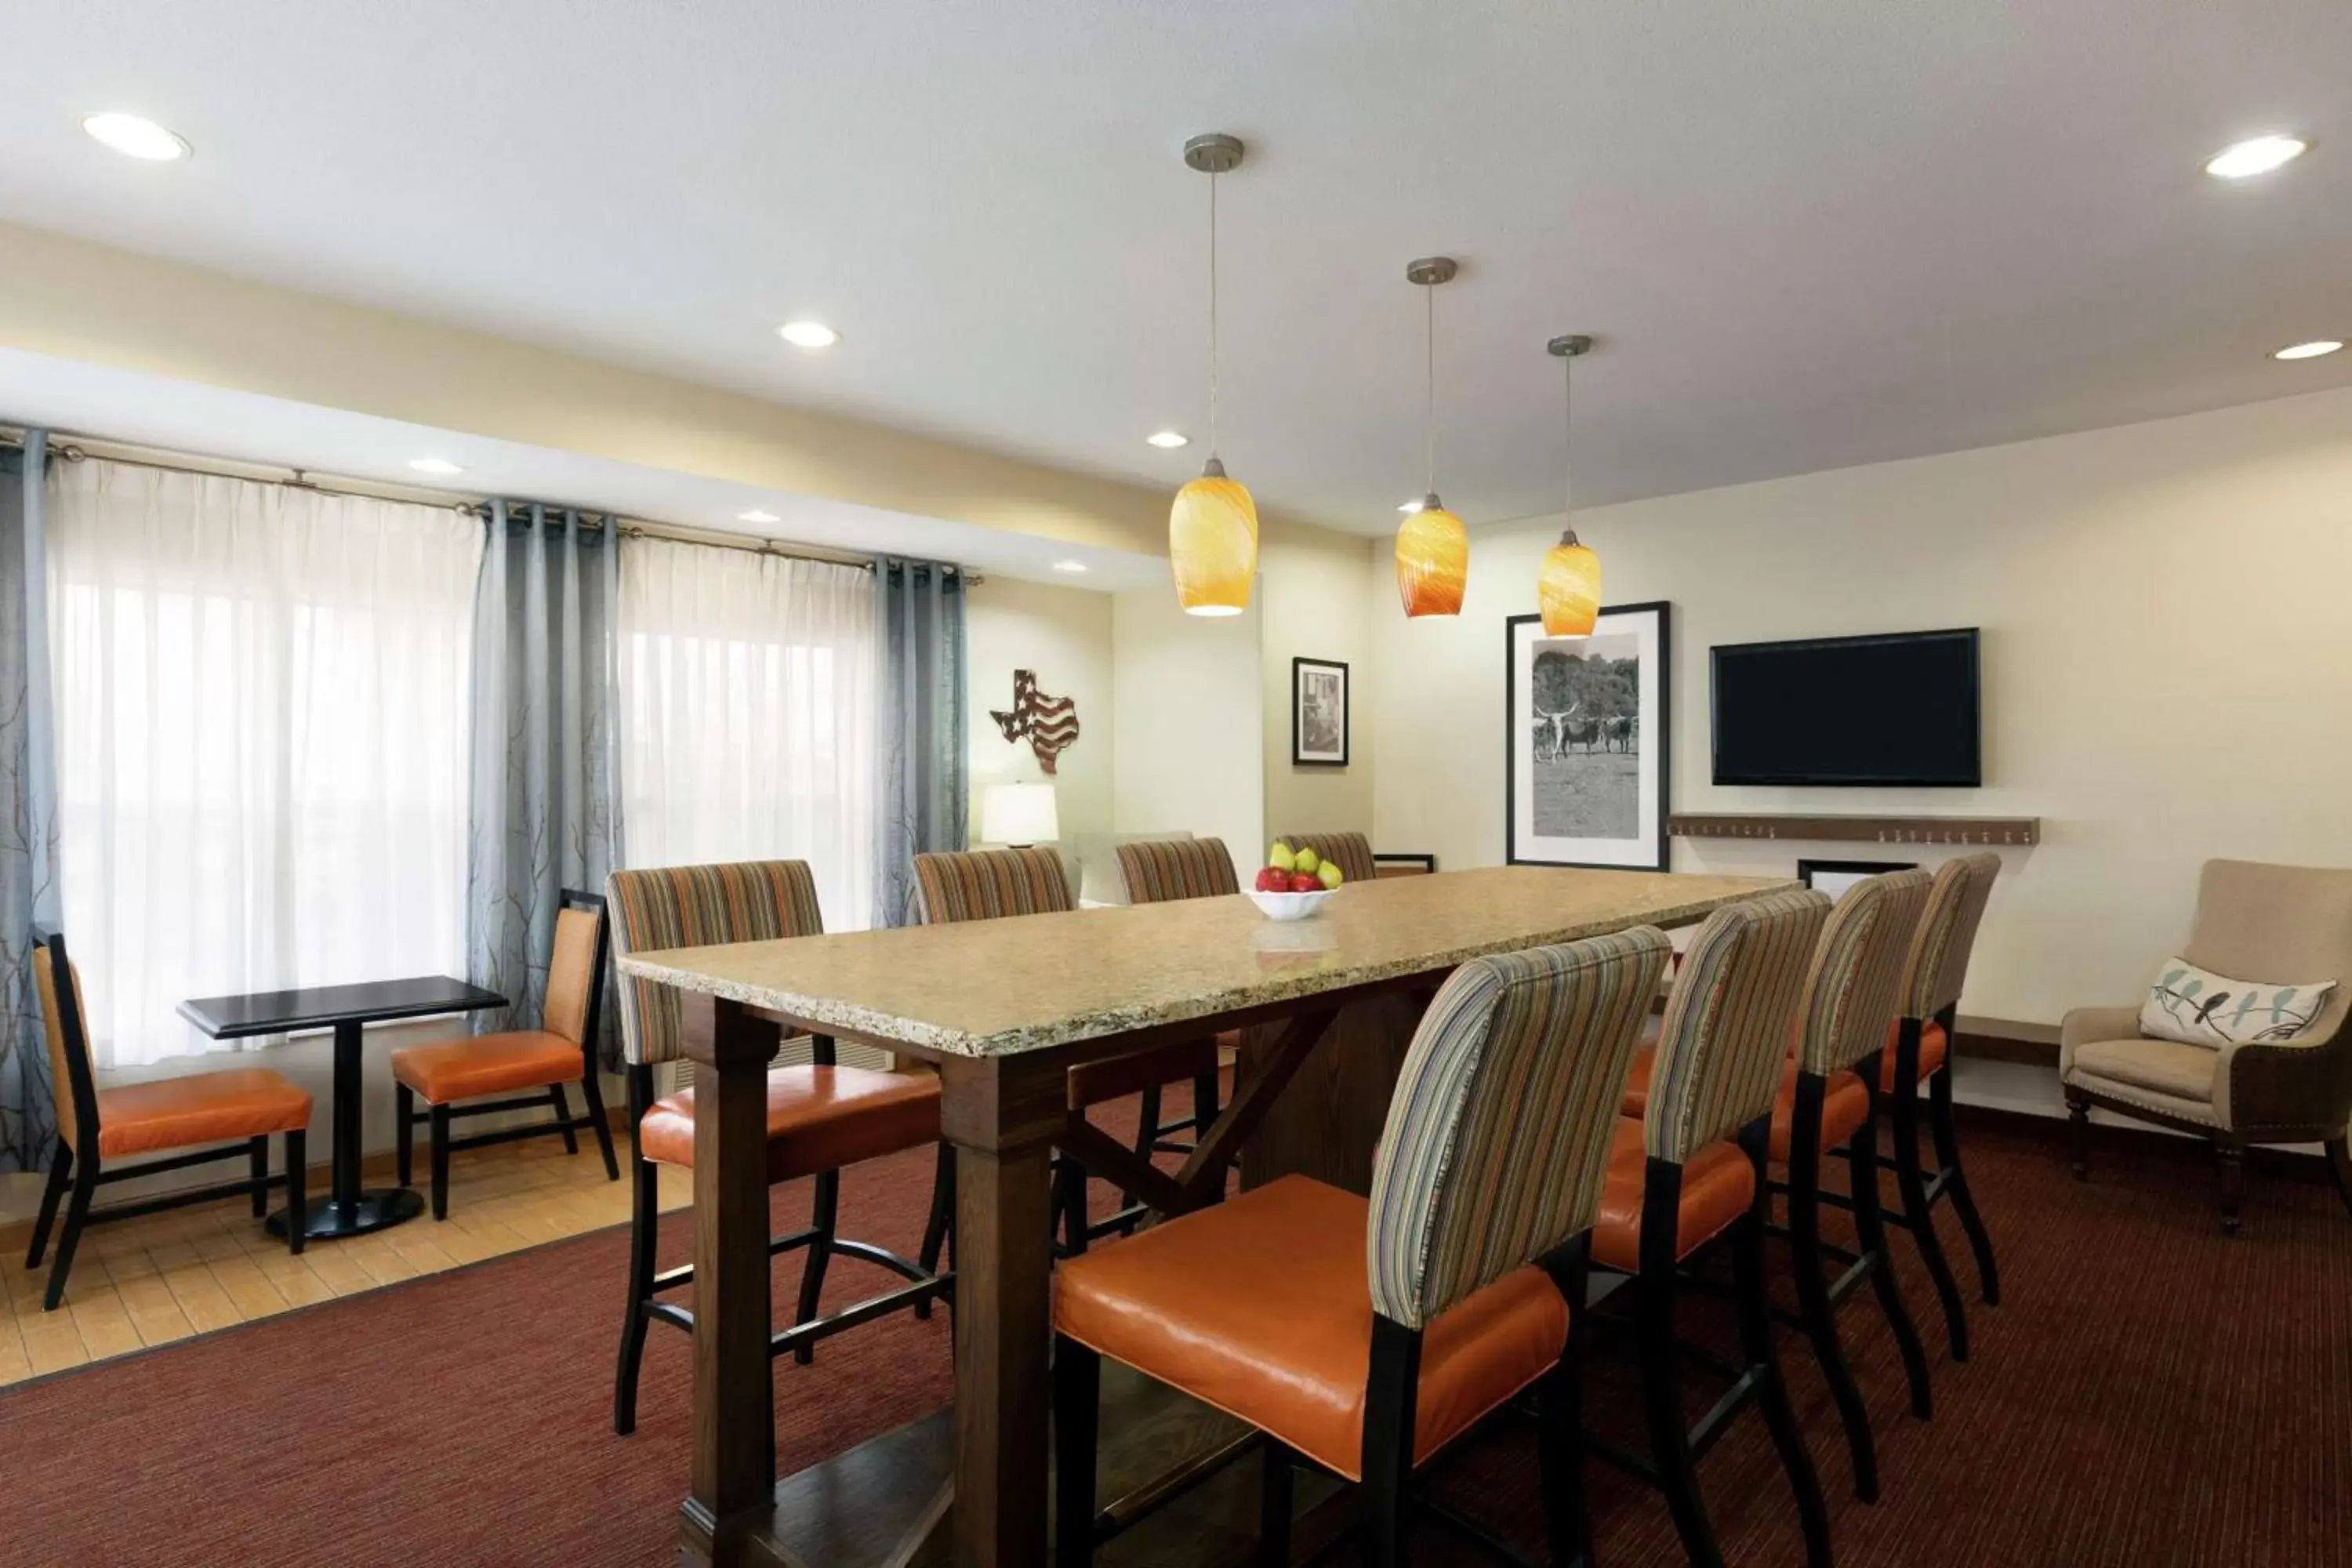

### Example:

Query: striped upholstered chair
xmin=1054 ymin=928 xmax=1671 ymax=1566
xmin=1589 ymin=889 xmax=1833 ymax=1568
xmin=1279 ymin=830 xmax=1377 ymax=887
xmin=1773 ymin=869 xmax=1936 ymax=1504
xmin=606 ymin=861 xmax=949 ymax=1436
xmin=1877 ymin=854 xmax=2002 ymax=1363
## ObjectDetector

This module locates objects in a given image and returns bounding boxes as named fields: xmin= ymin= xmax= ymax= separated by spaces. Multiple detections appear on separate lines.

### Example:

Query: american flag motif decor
xmin=990 ymin=669 xmax=1080 ymax=775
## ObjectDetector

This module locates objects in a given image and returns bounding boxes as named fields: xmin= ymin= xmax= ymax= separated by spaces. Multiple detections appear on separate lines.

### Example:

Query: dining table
xmin=616 ymin=864 xmax=1795 ymax=1568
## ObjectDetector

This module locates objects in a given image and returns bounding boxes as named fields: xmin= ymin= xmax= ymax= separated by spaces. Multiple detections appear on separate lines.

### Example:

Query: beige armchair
xmin=2062 ymin=858 xmax=2352 ymax=1233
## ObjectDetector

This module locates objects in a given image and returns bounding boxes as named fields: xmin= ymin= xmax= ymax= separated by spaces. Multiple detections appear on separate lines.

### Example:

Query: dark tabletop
xmin=176 ymin=975 xmax=508 ymax=1040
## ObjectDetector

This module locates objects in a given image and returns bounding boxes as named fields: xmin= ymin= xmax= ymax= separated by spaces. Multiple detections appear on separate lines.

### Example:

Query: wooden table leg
xmin=938 ymin=1053 xmax=1065 ymax=1568
xmin=679 ymin=995 xmax=786 ymax=1568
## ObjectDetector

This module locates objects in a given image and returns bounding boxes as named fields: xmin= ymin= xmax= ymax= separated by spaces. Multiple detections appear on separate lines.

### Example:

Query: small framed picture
xmin=1797 ymin=858 xmax=1917 ymax=898
xmin=1506 ymin=601 xmax=1671 ymax=870
xmin=1292 ymin=657 xmax=1349 ymax=767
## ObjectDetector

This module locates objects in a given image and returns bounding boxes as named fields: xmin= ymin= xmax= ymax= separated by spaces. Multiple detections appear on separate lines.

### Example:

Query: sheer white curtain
xmin=619 ymin=539 xmax=877 ymax=931
xmin=49 ymin=459 xmax=481 ymax=1066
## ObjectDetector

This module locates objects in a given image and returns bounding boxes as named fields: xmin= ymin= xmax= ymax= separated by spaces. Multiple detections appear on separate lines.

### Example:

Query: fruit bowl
xmin=1247 ymin=888 xmax=1334 ymax=922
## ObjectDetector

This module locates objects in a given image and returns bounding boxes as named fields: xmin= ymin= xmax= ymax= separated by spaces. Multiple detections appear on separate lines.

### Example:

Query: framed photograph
xmin=1506 ymin=601 xmax=1671 ymax=871
xmin=1797 ymin=858 xmax=1917 ymax=898
xmin=1291 ymin=657 xmax=1350 ymax=767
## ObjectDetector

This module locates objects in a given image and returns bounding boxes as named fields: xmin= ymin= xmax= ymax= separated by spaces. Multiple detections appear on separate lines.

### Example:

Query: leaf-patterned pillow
xmin=2139 ymin=957 xmax=2336 ymax=1047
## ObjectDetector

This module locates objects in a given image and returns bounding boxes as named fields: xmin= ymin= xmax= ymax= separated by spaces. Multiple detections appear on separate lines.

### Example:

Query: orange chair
xmin=389 ymin=888 xmax=617 ymax=1219
xmin=25 ymin=930 xmax=313 ymax=1311
xmin=1054 ymin=927 xmax=1669 ymax=1566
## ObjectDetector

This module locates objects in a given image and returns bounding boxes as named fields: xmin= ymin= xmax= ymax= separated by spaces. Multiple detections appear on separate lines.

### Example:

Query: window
xmin=619 ymin=538 xmax=876 ymax=931
xmin=49 ymin=459 xmax=480 ymax=1066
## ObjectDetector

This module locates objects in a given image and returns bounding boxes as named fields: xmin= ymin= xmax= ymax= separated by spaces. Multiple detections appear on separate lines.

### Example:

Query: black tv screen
xmin=1711 ymin=629 xmax=1980 ymax=786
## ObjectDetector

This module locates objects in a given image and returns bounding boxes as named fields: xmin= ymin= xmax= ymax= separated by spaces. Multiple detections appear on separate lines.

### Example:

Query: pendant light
xmin=1538 ymin=334 xmax=1602 ymax=636
xmin=1167 ymin=132 xmax=1258 ymax=617
xmin=1394 ymin=256 xmax=1468 ymax=618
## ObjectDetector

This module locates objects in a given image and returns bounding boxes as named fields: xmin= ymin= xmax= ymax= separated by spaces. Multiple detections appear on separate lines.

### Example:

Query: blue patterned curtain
xmin=874 ymin=557 xmax=968 ymax=927
xmin=0 ymin=434 xmax=63 ymax=1173
xmin=466 ymin=502 xmax=622 ymax=1062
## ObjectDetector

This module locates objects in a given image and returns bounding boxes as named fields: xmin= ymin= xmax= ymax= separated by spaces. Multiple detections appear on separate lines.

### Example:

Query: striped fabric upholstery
xmin=1794 ymin=870 xmax=1933 ymax=1076
xmin=912 ymin=846 xmax=1074 ymax=924
xmin=1899 ymin=854 xmax=2001 ymax=1021
xmin=605 ymin=861 xmax=825 ymax=1067
xmin=1116 ymin=837 xmax=1240 ymax=904
xmin=1644 ymin=889 xmax=1832 ymax=1161
xmin=1367 ymin=927 xmax=1671 ymax=1329
xmin=1279 ymin=832 xmax=1377 ymax=887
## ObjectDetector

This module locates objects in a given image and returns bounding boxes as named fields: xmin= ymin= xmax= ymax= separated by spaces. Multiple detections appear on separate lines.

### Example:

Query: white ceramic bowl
xmin=1247 ymin=888 xmax=1334 ymax=922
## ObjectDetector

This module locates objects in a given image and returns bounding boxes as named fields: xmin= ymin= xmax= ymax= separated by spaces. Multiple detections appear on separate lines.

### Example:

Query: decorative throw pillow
xmin=2139 ymin=957 xmax=2336 ymax=1047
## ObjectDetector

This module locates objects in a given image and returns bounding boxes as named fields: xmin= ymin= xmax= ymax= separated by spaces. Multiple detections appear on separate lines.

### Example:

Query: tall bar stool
xmin=1875 ymin=853 xmax=2002 ymax=1362
xmin=606 ymin=860 xmax=949 ymax=1436
xmin=390 ymin=887 xmax=618 ymax=1219
xmin=1770 ymin=869 xmax=1935 ymax=1504
xmin=26 ymin=930 xmax=312 ymax=1311
xmin=1588 ymin=888 xmax=1833 ymax=1568
xmin=1054 ymin=927 xmax=1671 ymax=1567
xmin=1277 ymin=829 xmax=1378 ymax=887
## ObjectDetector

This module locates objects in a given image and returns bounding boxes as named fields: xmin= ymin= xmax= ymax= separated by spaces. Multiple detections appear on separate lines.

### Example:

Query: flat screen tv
xmin=1711 ymin=628 xmax=1980 ymax=787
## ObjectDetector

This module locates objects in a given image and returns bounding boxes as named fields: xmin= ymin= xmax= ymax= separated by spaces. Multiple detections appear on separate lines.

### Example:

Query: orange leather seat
xmin=1590 ymin=1118 xmax=1755 ymax=1273
xmin=1878 ymin=1018 xmax=1949 ymax=1093
xmin=1066 ymin=1033 xmax=1228 ymax=1110
xmin=1054 ymin=1174 xmax=1568 ymax=1481
xmin=390 ymin=1031 xmax=583 ymax=1105
xmin=92 ymin=1069 xmax=311 ymax=1159
xmin=1620 ymin=1041 xmax=1658 ymax=1119
xmin=639 ymin=1065 xmax=942 ymax=1185
xmin=1768 ymin=1064 xmax=1871 ymax=1163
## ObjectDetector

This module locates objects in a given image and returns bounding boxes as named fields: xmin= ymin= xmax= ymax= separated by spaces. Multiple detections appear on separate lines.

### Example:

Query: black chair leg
xmin=1054 ymin=1151 xmax=1090 ymax=1258
xmin=579 ymin=1069 xmax=620 ymax=1181
xmin=2328 ymin=1135 xmax=2352 ymax=1224
xmin=43 ymin=1154 xmax=100 ymax=1312
xmin=2216 ymin=1139 xmax=2245 ymax=1236
xmin=395 ymin=1083 xmax=415 ymax=1189
xmin=614 ymin=1145 xmax=661 ymax=1436
xmin=249 ymin=1135 xmax=270 ymax=1218
xmin=1887 ymin=1073 xmax=1968 ymax=1363
xmin=27 ymin=1142 xmax=72 ymax=1268
xmin=1737 ymin=1130 xmax=1831 ymax=1568
xmin=429 ymin=1104 xmax=452 ymax=1221
xmin=1193 ymin=1069 xmax=1221 ymax=1134
xmin=285 ymin=1130 xmax=307 ymax=1256
xmin=550 ymin=1082 xmax=579 ymax=1156
xmin=1134 ymin=1084 xmax=1163 ymax=1154
xmin=2067 ymin=1093 xmax=2091 ymax=1180
xmin=1539 ymin=1237 xmax=1595 ymax=1568
xmin=1638 ymin=1248 xmax=1720 ymax=1566
xmin=917 ymin=1141 xmax=954 ymax=1319
xmin=1929 ymin=1062 xmax=2000 ymax=1305
xmin=1787 ymin=1118 xmax=1878 ymax=1502
xmin=793 ymin=1169 xmax=839 ymax=1366
xmin=1852 ymin=1102 xmax=1935 ymax=1417
xmin=1054 ymin=1336 xmax=1102 ymax=1568
xmin=1257 ymin=1441 xmax=1294 ymax=1567
xmin=1360 ymin=1318 xmax=1420 ymax=1568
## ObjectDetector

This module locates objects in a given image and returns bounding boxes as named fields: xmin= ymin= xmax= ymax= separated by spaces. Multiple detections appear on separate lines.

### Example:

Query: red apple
xmin=1290 ymin=872 xmax=1319 ymax=894
xmin=1254 ymin=867 xmax=1284 ymax=892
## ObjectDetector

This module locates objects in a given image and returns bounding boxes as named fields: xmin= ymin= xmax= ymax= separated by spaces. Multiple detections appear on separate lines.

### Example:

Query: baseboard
xmin=1953 ymin=1014 xmax=2060 ymax=1065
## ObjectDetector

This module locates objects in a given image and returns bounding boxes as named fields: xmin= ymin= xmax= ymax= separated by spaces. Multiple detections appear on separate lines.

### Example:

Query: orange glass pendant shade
xmin=1395 ymin=495 xmax=1468 ymax=617
xmin=1538 ymin=529 xmax=1601 ymax=636
xmin=1170 ymin=459 xmax=1259 ymax=616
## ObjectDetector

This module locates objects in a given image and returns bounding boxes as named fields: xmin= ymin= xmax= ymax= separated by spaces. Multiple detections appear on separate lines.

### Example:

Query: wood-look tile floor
xmin=0 ymin=1134 xmax=686 ymax=1386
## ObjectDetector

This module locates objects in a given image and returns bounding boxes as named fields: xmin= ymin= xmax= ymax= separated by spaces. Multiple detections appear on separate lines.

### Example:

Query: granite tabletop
xmin=615 ymin=865 xmax=1797 ymax=1059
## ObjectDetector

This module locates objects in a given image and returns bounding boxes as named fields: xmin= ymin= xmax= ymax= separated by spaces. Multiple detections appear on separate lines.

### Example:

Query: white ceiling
xmin=1 ymin=1 xmax=2347 ymax=535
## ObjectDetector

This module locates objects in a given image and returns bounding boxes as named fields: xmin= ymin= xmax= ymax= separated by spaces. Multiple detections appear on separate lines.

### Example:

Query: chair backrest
xmin=1644 ymin=889 xmax=1832 ymax=1162
xmin=605 ymin=861 xmax=824 ymax=1067
xmin=29 ymin=931 xmax=99 ymax=1153
xmin=1793 ymin=869 xmax=1933 ymax=1076
xmin=542 ymin=890 xmax=611 ymax=1059
xmin=1279 ymin=831 xmax=1377 ymax=887
xmin=2185 ymin=858 xmax=2352 ymax=1047
xmin=912 ymin=846 xmax=1074 ymax=924
xmin=1115 ymin=838 xmax=1240 ymax=904
xmin=1367 ymin=926 xmax=1670 ymax=1330
xmin=1898 ymin=854 xmax=2000 ymax=1022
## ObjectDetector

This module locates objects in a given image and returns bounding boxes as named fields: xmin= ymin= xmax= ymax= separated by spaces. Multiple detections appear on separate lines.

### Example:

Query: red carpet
xmin=4 ymin=1105 xmax=2350 ymax=1566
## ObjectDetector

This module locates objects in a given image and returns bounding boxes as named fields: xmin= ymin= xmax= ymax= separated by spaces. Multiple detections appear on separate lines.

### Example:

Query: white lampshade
xmin=982 ymin=782 xmax=1060 ymax=846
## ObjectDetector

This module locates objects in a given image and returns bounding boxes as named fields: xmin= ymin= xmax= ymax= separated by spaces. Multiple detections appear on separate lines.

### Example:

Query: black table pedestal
xmin=267 ymin=1188 xmax=426 ymax=1241
xmin=267 ymin=1015 xmax=421 ymax=1241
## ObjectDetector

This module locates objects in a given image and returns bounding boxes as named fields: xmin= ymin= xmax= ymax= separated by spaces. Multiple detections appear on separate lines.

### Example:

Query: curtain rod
xmin=0 ymin=426 xmax=982 ymax=582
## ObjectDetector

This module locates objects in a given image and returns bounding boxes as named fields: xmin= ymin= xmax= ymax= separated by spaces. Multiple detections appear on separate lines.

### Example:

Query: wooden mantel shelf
xmin=1668 ymin=812 xmax=2041 ymax=847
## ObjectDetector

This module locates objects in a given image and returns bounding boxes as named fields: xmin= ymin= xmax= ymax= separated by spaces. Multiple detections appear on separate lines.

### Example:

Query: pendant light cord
xmin=1561 ymin=351 xmax=1574 ymax=525
xmin=1425 ymin=282 xmax=1437 ymax=496
xmin=1207 ymin=169 xmax=1221 ymax=462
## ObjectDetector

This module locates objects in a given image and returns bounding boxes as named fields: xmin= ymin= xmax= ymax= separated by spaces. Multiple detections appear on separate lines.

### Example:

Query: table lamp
xmin=981 ymin=782 xmax=1059 ymax=848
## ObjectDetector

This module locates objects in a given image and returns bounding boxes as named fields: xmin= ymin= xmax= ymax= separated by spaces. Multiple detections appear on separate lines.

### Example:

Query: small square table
xmin=178 ymin=975 xmax=507 ymax=1240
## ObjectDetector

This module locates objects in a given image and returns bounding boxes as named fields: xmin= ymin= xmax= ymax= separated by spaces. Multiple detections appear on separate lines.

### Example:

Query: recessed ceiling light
xmin=778 ymin=321 xmax=839 ymax=350
xmin=2205 ymin=135 xmax=2307 ymax=180
xmin=1146 ymin=430 xmax=1189 ymax=449
xmin=82 ymin=111 xmax=190 ymax=162
xmin=2273 ymin=339 xmax=2343 ymax=361
xmin=407 ymin=457 xmax=463 ymax=476
xmin=736 ymin=508 xmax=781 ymax=523
xmin=1398 ymin=498 xmax=1425 ymax=514
xmin=1051 ymin=560 xmax=1087 ymax=574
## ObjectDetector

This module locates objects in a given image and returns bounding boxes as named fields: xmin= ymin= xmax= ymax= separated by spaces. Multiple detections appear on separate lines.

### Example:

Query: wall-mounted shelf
xmin=1668 ymin=813 xmax=2040 ymax=847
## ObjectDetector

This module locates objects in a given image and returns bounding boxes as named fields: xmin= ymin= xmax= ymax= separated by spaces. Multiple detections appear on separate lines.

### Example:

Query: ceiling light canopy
xmin=2272 ymin=339 xmax=2343 ymax=361
xmin=1147 ymin=430 xmax=1190 ymax=449
xmin=1394 ymin=257 xmax=1466 ymax=619
xmin=1538 ymin=335 xmax=1601 ymax=637
xmin=2205 ymin=135 xmax=2307 ymax=180
xmin=737 ymin=508 xmax=781 ymax=523
xmin=82 ymin=111 xmax=190 ymax=162
xmin=778 ymin=320 xmax=840 ymax=350
xmin=1167 ymin=132 xmax=1259 ymax=619
xmin=407 ymin=457 xmax=463 ymax=476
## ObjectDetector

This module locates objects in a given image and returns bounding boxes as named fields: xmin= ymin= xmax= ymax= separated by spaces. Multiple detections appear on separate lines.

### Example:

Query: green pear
xmin=1295 ymin=847 xmax=1322 ymax=876
xmin=1268 ymin=840 xmax=1297 ymax=873
xmin=1317 ymin=859 xmax=1344 ymax=890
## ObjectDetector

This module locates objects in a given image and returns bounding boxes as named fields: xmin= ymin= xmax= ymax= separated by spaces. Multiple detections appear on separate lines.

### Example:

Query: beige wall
xmin=1370 ymin=385 xmax=2352 ymax=1024
xmin=965 ymin=575 xmax=1115 ymax=889
xmin=1110 ymin=585 xmax=1265 ymax=891
xmin=1259 ymin=532 xmax=1381 ymax=855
